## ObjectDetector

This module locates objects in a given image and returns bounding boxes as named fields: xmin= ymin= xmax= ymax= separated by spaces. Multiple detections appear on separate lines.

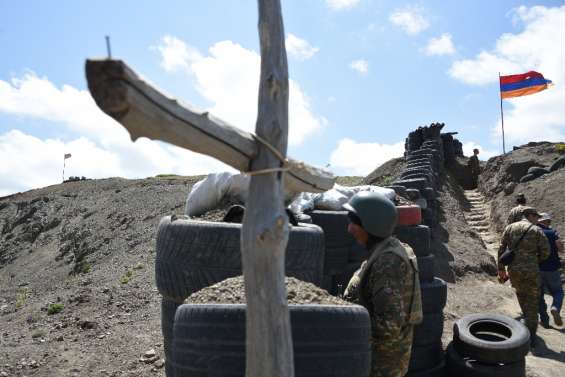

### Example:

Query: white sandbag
xmin=311 ymin=184 xmax=396 ymax=211
xmin=185 ymin=172 xmax=249 ymax=217
xmin=314 ymin=188 xmax=350 ymax=210
xmin=289 ymin=192 xmax=319 ymax=214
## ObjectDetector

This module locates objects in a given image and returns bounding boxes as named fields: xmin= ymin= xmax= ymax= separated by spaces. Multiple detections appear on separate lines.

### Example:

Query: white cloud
xmin=461 ymin=141 xmax=498 ymax=160
xmin=0 ymin=73 xmax=128 ymax=144
xmin=449 ymin=5 xmax=565 ymax=145
xmin=155 ymin=36 xmax=325 ymax=146
xmin=424 ymin=33 xmax=456 ymax=56
xmin=0 ymin=73 xmax=233 ymax=195
xmin=285 ymin=33 xmax=319 ymax=60
xmin=449 ymin=52 xmax=520 ymax=85
xmin=326 ymin=0 xmax=360 ymax=11
xmin=329 ymin=138 xmax=405 ymax=175
xmin=155 ymin=35 xmax=203 ymax=73
xmin=350 ymin=59 xmax=369 ymax=75
xmin=390 ymin=6 xmax=430 ymax=35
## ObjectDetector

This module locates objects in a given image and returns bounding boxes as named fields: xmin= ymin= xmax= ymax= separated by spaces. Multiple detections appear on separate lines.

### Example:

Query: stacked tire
xmin=395 ymin=223 xmax=447 ymax=376
xmin=447 ymin=314 xmax=529 ymax=376
xmin=392 ymin=125 xmax=449 ymax=376
xmin=155 ymin=215 xmax=326 ymax=376
xmin=171 ymin=304 xmax=371 ymax=377
xmin=309 ymin=210 xmax=365 ymax=295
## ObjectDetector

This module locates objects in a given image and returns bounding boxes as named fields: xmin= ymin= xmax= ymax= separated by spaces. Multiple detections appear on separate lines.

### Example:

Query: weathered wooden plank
xmin=85 ymin=59 xmax=334 ymax=194
xmin=241 ymin=0 xmax=293 ymax=376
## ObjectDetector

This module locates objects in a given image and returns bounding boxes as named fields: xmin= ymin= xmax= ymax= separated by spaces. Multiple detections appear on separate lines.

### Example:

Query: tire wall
xmin=397 ymin=123 xmax=454 ymax=375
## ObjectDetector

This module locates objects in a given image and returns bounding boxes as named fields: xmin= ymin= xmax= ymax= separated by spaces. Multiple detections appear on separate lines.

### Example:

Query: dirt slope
xmin=0 ymin=176 xmax=202 ymax=377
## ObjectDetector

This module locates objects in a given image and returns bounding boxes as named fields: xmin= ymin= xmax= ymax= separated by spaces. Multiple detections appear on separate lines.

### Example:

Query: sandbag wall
xmin=391 ymin=123 xmax=448 ymax=376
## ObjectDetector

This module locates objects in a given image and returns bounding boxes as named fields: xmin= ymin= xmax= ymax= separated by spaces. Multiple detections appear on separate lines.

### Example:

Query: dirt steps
xmin=463 ymin=189 xmax=499 ymax=258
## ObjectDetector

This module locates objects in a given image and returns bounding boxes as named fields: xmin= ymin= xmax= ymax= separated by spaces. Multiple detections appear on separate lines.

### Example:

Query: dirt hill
xmin=0 ymin=176 xmax=202 ymax=377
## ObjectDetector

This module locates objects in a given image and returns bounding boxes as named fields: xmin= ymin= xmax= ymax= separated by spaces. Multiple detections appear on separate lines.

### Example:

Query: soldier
xmin=467 ymin=148 xmax=481 ymax=188
xmin=343 ymin=192 xmax=422 ymax=377
xmin=537 ymin=212 xmax=564 ymax=328
xmin=498 ymin=207 xmax=550 ymax=346
xmin=507 ymin=193 xmax=527 ymax=224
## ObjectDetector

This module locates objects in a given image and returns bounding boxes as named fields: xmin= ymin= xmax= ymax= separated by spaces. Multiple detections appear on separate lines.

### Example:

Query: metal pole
xmin=499 ymin=72 xmax=506 ymax=154
xmin=62 ymin=156 xmax=66 ymax=182
xmin=105 ymin=36 xmax=112 ymax=59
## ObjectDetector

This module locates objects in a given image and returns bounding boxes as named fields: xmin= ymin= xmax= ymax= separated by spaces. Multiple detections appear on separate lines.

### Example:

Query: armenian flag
xmin=500 ymin=71 xmax=553 ymax=99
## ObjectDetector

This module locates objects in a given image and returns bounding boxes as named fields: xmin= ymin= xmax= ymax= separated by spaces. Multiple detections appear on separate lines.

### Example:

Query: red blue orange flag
xmin=500 ymin=71 xmax=553 ymax=99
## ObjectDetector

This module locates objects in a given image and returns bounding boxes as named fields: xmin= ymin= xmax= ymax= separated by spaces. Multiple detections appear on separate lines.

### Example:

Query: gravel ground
xmin=187 ymin=276 xmax=353 ymax=306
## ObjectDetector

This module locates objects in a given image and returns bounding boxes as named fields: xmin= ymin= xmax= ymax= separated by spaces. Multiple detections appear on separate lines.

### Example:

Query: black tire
xmin=417 ymin=255 xmax=435 ymax=283
xmin=400 ymin=173 xmax=434 ymax=186
xmin=394 ymin=225 xmax=431 ymax=257
xmin=309 ymin=210 xmax=353 ymax=275
xmin=402 ymin=168 xmax=434 ymax=177
xmin=405 ymin=163 xmax=434 ymax=171
xmin=406 ymin=360 xmax=446 ymax=377
xmin=526 ymin=166 xmax=548 ymax=177
xmin=519 ymin=174 xmax=535 ymax=183
xmin=161 ymin=298 xmax=180 ymax=377
xmin=421 ymin=278 xmax=447 ymax=313
xmin=422 ymin=187 xmax=436 ymax=200
xmin=550 ymin=155 xmax=565 ymax=172
xmin=413 ymin=312 xmax=444 ymax=347
xmin=155 ymin=216 xmax=325 ymax=302
xmin=393 ymin=178 xmax=428 ymax=191
xmin=453 ymin=314 xmax=530 ymax=365
xmin=405 ymin=188 xmax=422 ymax=200
xmin=385 ymin=185 xmax=407 ymax=196
xmin=409 ymin=342 xmax=443 ymax=372
xmin=172 ymin=304 xmax=371 ymax=377
xmin=446 ymin=342 xmax=525 ymax=377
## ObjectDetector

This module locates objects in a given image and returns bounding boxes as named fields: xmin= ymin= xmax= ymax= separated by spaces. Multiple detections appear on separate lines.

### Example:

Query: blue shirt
xmin=538 ymin=223 xmax=561 ymax=271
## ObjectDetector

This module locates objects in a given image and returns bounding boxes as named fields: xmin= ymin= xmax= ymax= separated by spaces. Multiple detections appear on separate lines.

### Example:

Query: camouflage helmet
xmin=342 ymin=191 xmax=398 ymax=238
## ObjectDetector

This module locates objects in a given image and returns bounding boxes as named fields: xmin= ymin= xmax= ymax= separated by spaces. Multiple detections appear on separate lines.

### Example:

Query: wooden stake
xmin=241 ymin=1 xmax=293 ymax=375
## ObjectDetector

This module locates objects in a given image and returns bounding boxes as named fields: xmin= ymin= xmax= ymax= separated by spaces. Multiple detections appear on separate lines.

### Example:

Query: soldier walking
xmin=467 ymin=148 xmax=481 ymax=188
xmin=498 ymin=207 xmax=550 ymax=346
xmin=507 ymin=193 xmax=527 ymax=224
xmin=343 ymin=192 xmax=422 ymax=377
xmin=537 ymin=212 xmax=564 ymax=328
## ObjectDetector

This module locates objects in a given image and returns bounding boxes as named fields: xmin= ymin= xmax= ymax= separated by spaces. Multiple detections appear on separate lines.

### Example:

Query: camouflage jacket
xmin=507 ymin=205 xmax=526 ymax=225
xmin=345 ymin=237 xmax=423 ymax=339
xmin=498 ymin=220 xmax=550 ymax=272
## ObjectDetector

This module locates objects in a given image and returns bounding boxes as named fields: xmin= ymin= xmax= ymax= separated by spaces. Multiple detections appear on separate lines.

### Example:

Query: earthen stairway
xmin=463 ymin=189 xmax=498 ymax=258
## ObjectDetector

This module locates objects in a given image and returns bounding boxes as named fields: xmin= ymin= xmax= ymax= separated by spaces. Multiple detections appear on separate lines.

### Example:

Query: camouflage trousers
xmin=510 ymin=269 xmax=541 ymax=337
xmin=370 ymin=326 xmax=414 ymax=377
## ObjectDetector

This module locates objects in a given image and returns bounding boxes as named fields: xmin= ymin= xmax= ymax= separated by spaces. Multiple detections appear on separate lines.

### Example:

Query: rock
xmin=503 ymin=182 xmax=516 ymax=195
xmin=154 ymin=359 xmax=165 ymax=369
xmin=79 ymin=320 xmax=97 ymax=330
xmin=140 ymin=349 xmax=159 ymax=364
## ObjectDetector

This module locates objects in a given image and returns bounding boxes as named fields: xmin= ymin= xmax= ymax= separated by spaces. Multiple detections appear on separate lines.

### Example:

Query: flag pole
xmin=499 ymin=72 xmax=506 ymax=154
xmin=63 ymin=155 xmax=66 ymax=182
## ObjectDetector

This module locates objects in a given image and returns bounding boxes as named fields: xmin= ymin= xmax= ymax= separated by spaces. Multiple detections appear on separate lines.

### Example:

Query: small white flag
xmin=64 ymin=153 xmax=72 ymax=159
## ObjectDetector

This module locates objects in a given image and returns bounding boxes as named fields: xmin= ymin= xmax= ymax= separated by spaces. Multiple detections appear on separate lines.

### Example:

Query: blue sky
xmin=1 ymin=0 xmax=564 ymax=195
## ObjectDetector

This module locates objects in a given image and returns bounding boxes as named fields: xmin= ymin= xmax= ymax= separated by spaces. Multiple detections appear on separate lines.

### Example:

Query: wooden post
xmin=241 ymin=0 xmax=293 ymax=376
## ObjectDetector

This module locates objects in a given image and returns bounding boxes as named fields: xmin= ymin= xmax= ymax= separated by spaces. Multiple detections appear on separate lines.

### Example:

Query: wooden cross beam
xmin=85 ymin=1 xmax=327 ymax=375
xmin=85 ymin=61 xmax=334 ymax=194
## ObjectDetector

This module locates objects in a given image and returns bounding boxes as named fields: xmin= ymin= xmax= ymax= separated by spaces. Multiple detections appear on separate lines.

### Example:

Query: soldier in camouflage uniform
xmin=467 ymin=148 xmax=481 ymax=188
xmin=498 ymin=207 xmax=550 ymax=346
xmin=507 ymin=193 xmax=527 ymax=224
xmin=343 ymin=192 xmax=423 ymax=377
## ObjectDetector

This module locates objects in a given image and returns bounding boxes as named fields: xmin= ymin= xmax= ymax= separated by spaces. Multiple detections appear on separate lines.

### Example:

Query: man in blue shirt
xmin=538 ymin=212 xmax=564 ymax=328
